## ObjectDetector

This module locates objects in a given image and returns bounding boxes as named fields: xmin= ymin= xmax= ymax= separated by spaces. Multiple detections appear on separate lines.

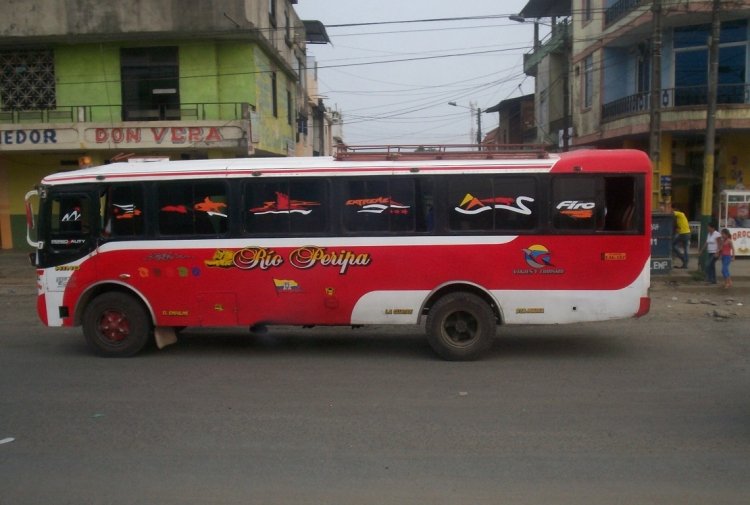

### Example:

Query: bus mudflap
xmin=154 ymin=327 xmax=178 ymax=349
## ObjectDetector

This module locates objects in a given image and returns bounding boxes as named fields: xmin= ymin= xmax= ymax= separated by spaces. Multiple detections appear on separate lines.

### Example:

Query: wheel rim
xmin=442 ymin=310 xmax=479 ymax=346
xmin=98 ymin=309 xmax=131 ymax=344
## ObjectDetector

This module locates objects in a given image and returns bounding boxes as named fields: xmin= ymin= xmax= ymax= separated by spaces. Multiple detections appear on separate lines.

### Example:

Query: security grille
xmin=0 ymin=50 xmax=56 ymax=110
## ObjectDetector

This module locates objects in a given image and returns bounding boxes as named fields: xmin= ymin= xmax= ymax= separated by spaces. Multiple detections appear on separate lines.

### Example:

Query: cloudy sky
xmin=294 ymin=0 xmax=537 ymax=146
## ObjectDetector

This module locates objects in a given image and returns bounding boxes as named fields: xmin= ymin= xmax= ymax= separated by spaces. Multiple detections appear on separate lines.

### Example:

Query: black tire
xmin=426 ymin=292 xmax=496 ymax=361
xmin=82 ymin=292 xmax=152 ymax=357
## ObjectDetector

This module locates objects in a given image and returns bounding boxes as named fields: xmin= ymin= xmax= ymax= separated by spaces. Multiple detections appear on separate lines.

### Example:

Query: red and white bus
xmin=25 ymin=145 xmax=651 ymax=360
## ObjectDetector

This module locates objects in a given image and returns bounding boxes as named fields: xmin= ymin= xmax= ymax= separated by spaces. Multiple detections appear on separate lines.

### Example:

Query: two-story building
xmin=520 ymin=0 xmax=750 ymax=217
xmin=0 ymin=0 xmax=330 ymax=249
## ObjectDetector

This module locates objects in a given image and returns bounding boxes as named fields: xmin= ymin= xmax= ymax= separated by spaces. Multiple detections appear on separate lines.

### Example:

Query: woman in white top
xmin=700 ymin=222 xmax=721 ymax=284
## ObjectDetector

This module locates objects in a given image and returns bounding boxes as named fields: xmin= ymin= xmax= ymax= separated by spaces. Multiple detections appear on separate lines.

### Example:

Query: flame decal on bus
xmin=346 ymin=197 xmax=410 ymax=215
xmin=455 ymin=194 xmax=534 ymax=215
xmin=250 ymin=192 xmax=320 ymax=215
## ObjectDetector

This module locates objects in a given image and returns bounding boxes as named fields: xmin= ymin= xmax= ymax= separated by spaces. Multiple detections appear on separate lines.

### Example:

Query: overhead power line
xmin=325 ymin=14 xmax=519 ymax=28
xmin=316 ymin=46 xmax=528 ymax=70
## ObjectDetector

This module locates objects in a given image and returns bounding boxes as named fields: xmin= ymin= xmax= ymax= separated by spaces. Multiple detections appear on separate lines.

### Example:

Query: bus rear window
xmin=552 ymin=175 xmax=640 ymax=233
xmin=552 ymin=176 xmax=601 ymax=231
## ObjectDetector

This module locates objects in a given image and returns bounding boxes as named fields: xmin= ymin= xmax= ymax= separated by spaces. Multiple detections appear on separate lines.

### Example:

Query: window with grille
xmin=0 ymin=50 xmax=56 ymax=110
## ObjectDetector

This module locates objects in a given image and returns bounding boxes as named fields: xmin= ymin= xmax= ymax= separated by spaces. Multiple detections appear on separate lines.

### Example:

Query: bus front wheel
xmin=82 ymin=292 xmax=152 ymax=357
xmin=426 ymin=293 xmax=496 ymax=361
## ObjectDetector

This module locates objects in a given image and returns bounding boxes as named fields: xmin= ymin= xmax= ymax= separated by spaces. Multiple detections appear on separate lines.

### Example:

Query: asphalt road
xmin=1 ymin=284 xmax=749 ymax=505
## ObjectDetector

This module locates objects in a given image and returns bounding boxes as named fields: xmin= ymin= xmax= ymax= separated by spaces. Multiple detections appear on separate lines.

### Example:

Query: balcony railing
xmin=0 ymin=102 xmax=250 ymax=124
xmin=601 ymin=83 xmax=749 ymax=122
xmin=522 ymin=21 xmax=570 ymax=75
xmin=604 ymin=0 xmax=645 ymax=26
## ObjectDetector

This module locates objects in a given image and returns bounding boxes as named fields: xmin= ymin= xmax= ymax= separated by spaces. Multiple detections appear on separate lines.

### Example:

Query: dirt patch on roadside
xmin=649 ymin=279 xmax=748 ymax=320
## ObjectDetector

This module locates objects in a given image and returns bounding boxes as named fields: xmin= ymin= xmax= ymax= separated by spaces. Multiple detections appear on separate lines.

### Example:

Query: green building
xmin=0 ymin=0 xmax=325 ymax=249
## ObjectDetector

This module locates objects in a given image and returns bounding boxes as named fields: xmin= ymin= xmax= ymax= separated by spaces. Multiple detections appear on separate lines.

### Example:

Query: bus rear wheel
xmin=82 ymin=292 xmax=152 ymax=357
xmin=426 ymin=293 xmax=496 ymax=361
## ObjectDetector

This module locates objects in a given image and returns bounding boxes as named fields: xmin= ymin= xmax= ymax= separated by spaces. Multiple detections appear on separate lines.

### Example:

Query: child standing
xmin=719 ymin=228 xmax=736 ymax=288
xmin=699 ymin=222 xmax=721 ymax=284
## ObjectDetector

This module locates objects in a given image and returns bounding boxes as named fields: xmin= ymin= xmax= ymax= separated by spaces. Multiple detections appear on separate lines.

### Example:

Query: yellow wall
xmin=0 ymin=154 xmax=75 ymax=249
xmin=0 ymin=160 xmax=10 ymax=249
xmin=718 ymin=133 xmax=750 ymax=190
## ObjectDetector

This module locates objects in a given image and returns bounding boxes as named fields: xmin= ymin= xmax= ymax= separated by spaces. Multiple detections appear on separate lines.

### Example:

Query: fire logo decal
xmin=556 ymin=200 xmax=595 ymax=219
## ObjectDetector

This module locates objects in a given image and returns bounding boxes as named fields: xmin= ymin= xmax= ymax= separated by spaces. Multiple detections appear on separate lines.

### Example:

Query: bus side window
xmin=603 ymin=176 xmax=638 ymax=232
xmin=245 ymin=180 xmax=326 ymax=235
xmin=447 ymin=176 xmax=494 ymax=232
xmin=414 ymin=178 xmax=434 ymax=233
xmin=493 ymin=177 xmax=537 ymax=231
xmin=103 ymin=184 xmax=145 ymax=238
xmin=552 ymin=176 xmax=600 ymax=232
xmin=343 ymin=179 xmax=391 ymax=233
xmin=342 ymin=178 xmax=418 ymax=234
xmin=158 ymin=181 xmax=227 ymax=236
xmin=289 ymin=180 xmax=327 ymax=234
xmin=389 ymin=178 xmax=416 ymax=233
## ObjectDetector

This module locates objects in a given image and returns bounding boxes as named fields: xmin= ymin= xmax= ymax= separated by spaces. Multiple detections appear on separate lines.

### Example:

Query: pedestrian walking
xmin=699 ymin=222 xmax=721 ymax=284
xmin=719 ymin=228 xmax=736 ymax=288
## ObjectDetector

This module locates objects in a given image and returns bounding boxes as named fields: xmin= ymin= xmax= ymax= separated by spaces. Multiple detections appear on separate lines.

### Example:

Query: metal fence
xmin=0 ymin=102 xmax=250 ymax=124
xmin=602 ymin=84 xmax=749 ymax=122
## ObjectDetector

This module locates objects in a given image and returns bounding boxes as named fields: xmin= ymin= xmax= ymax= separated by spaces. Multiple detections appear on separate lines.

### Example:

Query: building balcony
xmin=604 ymin=0 xmax=646 ymax=27
xmin=601 ymin=83 xmax=748 ymax=123
xmin=0 ymin=102 xmax=250 ymax=124
xmin=522 ymin=21 xmax=570 ymax=76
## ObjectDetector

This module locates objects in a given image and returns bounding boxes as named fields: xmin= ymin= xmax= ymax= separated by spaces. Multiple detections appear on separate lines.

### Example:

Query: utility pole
xmin=476 ymin=107 xmax=482 ymax=149
xmin=700 ymin=0 xmax=721 ymax=266
xmin=448 ymin=101 xmax=480 ymax=148
xmin=562 ymin=19 xmax=570 ymax=152
xmin=649 ymin=0 xmax=663 ymax=205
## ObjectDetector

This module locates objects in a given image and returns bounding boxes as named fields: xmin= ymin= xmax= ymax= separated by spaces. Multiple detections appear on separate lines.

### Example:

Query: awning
xmin=519 ymin=0 xmax=571 ymax=19
xmin=485 ymin=94 xmax=533 ymax=113
xmin=303 ymin=20 xmax=331 ymax=44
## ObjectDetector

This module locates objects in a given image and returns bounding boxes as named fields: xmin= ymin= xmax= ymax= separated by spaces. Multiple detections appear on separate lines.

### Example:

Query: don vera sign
xmin=93 ymin=126 xmax=225 ymax=145
xmin=1 ymin=124 xmax=248 ymax=152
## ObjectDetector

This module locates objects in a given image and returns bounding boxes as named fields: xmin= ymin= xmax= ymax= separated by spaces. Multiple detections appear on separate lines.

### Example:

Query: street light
xmin=448 ymin=101 xmax=482 ymax=149
xmin=508 ymin=14 xmax=542 ymax=50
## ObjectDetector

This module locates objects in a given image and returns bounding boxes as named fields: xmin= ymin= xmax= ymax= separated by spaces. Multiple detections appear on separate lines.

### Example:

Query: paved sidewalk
xmin=652 ymin=251 xmax=750 ymax=293
xmin=0 ymin=251 xmax=35 ymax=286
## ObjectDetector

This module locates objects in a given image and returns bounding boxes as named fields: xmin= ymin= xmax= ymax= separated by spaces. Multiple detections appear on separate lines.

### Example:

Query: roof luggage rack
xmin=334 ymin=144 xmax=549 ymax=161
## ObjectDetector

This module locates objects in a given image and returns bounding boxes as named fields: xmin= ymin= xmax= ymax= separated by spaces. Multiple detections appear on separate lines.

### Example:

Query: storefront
xmin=719 ymin=189 xmax=750 ymax=256
xmin=0 ymin=120 xmax=253 ymax=249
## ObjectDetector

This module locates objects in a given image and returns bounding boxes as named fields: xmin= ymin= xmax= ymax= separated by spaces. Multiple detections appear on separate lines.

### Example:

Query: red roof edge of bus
xmin=555 ymin=149 xmax=652 ymax=173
